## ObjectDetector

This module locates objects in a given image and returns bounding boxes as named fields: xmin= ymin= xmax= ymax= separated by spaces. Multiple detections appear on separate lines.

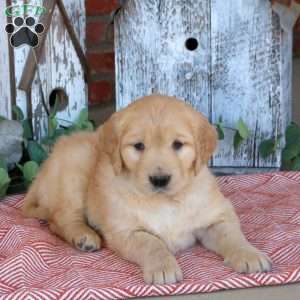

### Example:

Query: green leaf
xmin=216 ymin=123 xmax=224 ymax=140
xmin=285 ymin=123 xmax=300 ymax=145
xmin=234 ymin=131 xmax=244 ymax=150
xmin=50 ymin=97 xmax=59 ymax=118
xmin=282 ymin=143 xmax=300 ymax=162
xmin=22 ymin=119 xmax=33 ymax=140
xmin=22 ymin=161 xmax=39 ymax=183
xmin=0 ymin=115 xmax=6 ymax=122
xmin=0 ymin=158 xmax=7 ymax=171
xmin=77 ymin=108 xmax=89 ymax=125
xmin=48 ymin=117 xmax=58 ymax=137
xmin=236 ymin=118 xmax=250 ymax=139
xmin=12 ymin=105 xmax=24 ymax=121
xmin=282 ymin=158 xmax=293 ymax=171
xmin=0 ymin=168 xmax=11 ymax=197
xmin=80 ymin=121 xmax=95 ymax=132
xmin=259 ymin=139 xmax=277 ymax=159
xmin=17 ymin=163 xmax=23 ymax=172
xmin=27 ymin=141 xmax=48 ymax=165
xmin=291 ymin=156 xmax=300 ymax=171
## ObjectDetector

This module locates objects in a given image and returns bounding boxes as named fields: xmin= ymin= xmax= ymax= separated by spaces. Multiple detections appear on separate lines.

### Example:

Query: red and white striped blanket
xmin=1 ymin=172 xmax=300 ymax=299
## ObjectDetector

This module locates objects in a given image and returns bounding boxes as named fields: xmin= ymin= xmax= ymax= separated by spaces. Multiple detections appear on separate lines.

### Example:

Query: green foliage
xmin=22 ymin=119 xmax=33 ymax=140
xmin=233 ymin=118 xmax=250 ymax=150
xmin=12 ymin=105 xmax=33 ymax=140
xmin=280 ymin=122 xmax=300 ymax=171
xmin=0 ymin=116 xmax=6 ymax=122
xmin=12 ymin=105 xmax=24 ymax=121
xmin=0 ymin=158 xmax=7 ymax=171
xmin=291 ymin=156 xmax=300 ymax=171
xmin=233 ymin=131 xmax=243 ymax=150
xmin=236 ymin=118 xmax=250 ymax=140
xmin=48 ymin=116 xmax=58 ymax=137
xmin=0 ymin=168 xmax=11 ymax=198
xmin=74 ymin=108 xmax=94 ymax=131
xmin=1 ymin=105 xmax=95 ymax=197
xmin=259 ymin=138 xmax=278 ymax=159
xmin=285 ymin=123 xmax=300 ymax=145
xmin=18 ymin=161 xmax=39 ymax=184
xmin=216 ymin=117 xmax=224 ymax=140
xmin=27 ymin=141 xmax=48 ymax=165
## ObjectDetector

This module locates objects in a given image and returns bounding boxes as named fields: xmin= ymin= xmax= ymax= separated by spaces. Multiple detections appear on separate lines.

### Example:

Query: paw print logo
xmin=5 ymin=16 xmax=45 ymax=48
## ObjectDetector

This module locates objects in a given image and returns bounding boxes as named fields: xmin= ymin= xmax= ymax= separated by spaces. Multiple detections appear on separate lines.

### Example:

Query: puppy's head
xmin=100 ymin=95 xmax=217 ymax=196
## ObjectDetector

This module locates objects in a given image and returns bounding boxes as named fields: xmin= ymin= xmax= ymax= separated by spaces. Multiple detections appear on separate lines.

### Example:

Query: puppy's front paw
xmin=143 ymin=254 xmax=183 ymax=285
xmin=72 ymin=228 xmax=101 ymax=252
xmin=224 ymin=246 xmax=272 ymax=273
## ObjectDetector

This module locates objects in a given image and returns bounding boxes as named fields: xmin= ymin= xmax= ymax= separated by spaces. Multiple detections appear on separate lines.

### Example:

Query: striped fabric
xmin=0 ymin=172 xmax=300 ymax=299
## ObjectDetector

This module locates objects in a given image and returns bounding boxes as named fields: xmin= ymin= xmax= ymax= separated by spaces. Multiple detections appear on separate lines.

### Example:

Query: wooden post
xmin=0 ymin=0 xmax=14 ymax=119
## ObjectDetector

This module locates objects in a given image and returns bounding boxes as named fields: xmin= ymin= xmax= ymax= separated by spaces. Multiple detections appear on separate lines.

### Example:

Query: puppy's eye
xmin=172 ymin=140 xmax=184 ymax=151
xmin=134 ymin=142 xmax=145 ymax=151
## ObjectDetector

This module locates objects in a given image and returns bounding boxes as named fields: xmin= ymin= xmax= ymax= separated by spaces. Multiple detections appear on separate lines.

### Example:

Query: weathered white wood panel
xmin=0 ymin=0 xmax=13 ymax=119
xmin=115 ymin=0 xmax=211 ymax=115
xmin=30 ymin=0 xmax=87 ymax=139
xmin=11 ymin=0 xmax=31 ymax=117
xmin=211 ymin=0 xmax=290 ymax=168
xmin=115 ymin=0 xmax=292 ymax=169
xmin=64 ymin=0 xmax=86 ymax=51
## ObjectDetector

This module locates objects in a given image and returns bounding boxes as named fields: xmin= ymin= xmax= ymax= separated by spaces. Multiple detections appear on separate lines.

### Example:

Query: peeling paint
xmin=115 ymin=0 xmax=292 ymax=168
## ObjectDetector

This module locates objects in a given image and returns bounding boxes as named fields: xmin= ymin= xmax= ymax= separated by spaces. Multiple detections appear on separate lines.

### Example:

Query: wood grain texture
xmin=18 ymin=0 xmax=56 ymax=92
xmin=12 ymin=0 xmax=31 ymax=118
xmin=211 ymin=0 xmax=287 ymax=168
xmin=0 ymin=1 xmax=12 ymax=118
xmin=30 ymin=0 xmax=87 ymax=139
xmin=115 ymin=0 xmax=292 ymax=168
xmin=115 ymin=0 xmax=211 ymax=115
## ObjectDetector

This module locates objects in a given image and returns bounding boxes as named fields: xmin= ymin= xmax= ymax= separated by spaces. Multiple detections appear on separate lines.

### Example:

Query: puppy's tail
xmin=22 ymin=185 xmax=48 ymax=220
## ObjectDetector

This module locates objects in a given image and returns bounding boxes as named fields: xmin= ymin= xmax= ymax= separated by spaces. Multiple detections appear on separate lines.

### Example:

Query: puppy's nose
xmin=149 ymin=175 xmax=171 ymax=188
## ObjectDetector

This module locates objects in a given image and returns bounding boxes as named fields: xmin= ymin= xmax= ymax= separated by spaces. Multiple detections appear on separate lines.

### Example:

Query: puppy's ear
xmin=193 ymin=113 xmax=218 ymax=174
xmin=98 ymin=114 xmax=123 ymax=175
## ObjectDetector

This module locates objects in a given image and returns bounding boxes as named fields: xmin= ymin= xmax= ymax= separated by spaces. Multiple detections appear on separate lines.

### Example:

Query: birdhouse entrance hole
xmin=185 ymin=38 xmax=199 ymax=51
xmin=49 ymin=88 xmax=69 ymax=113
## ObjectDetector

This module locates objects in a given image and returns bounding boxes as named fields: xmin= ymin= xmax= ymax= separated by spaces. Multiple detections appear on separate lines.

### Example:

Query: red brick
xmin=87 ymin=52 xmax=115 ymax=74
xmin=89 ymin=80 xmax=114 ymax=104
xmin=294 ymin=36 xmax=300 ymax=55
xmin=86 ymin=0 xmax=119 ymax=16
xmin=87 ymin=20 xmax=112 ymax=46
xmin=294 ymin=18 xmax=300 ymax=34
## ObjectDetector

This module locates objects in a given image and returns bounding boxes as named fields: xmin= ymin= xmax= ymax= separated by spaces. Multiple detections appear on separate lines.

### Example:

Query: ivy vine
xmin=1 ymin=109 xmax=300 ymax=198
xmin=0 ymin=102 xmax=94 ymax=198
xmin=215 ymin=118 xmax=300 ymax=171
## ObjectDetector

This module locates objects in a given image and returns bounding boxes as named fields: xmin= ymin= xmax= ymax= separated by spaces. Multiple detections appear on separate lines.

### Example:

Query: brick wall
xmin=86 ymin=0 xmax=300 ymax=105
xmin=86 ymin=0 xmax=120 ymax=105
xmin=295 ymin=20 xmax=300 ymax=55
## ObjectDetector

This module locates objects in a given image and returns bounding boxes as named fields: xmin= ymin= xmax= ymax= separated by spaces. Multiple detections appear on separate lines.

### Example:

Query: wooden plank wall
xmin=30 ymin=0 xmax=87 ymax=139
xmin=0 ymin=0 xmax=13 ymax=119
xmin=115 ymin=0 xmax=292 ymax=168
xmin=12 ymin=0 xmax=30 ymax=118
xmin=115 ymin=0 xmax=211 ymax=116
xmin=210 ymin=0 xmax=290 ymax=168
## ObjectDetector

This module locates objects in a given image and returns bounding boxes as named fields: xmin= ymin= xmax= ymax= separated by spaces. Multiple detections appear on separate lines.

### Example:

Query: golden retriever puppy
xmin=22 ymin=95 xmax=272 ymax=285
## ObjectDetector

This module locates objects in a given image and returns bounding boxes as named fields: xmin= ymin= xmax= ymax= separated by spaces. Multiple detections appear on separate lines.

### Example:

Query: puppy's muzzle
xmin=149 ymin=175 xmax=171 ymax=189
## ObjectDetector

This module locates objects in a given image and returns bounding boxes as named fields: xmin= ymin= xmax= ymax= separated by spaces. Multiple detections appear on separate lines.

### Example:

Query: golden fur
xmin=22 ymin=95 xmax=271 ymax=284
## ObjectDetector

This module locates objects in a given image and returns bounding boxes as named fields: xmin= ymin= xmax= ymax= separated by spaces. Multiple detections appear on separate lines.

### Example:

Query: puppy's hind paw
xmin=72 ymin=228 xmax=101 ymax=252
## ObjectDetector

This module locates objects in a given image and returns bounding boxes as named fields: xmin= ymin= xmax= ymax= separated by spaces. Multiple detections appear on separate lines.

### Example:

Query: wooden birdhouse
xmin=0 ymin=0 xmax=87 ymax=139
xmin=115 ymin=0 xmax=297 ymax=171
